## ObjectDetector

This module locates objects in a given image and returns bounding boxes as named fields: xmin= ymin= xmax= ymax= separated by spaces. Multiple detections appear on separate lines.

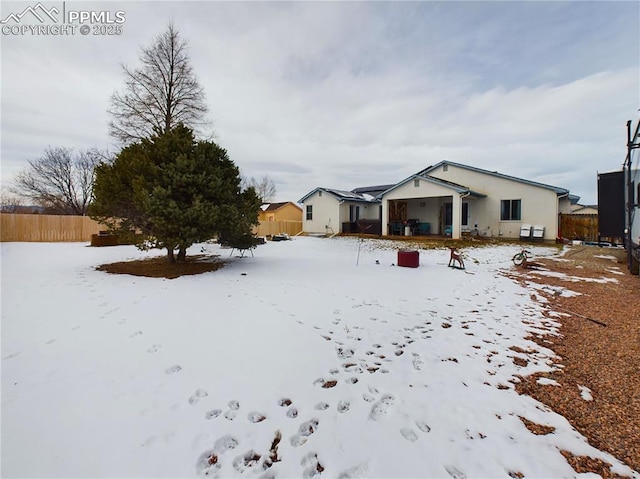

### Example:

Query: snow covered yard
xmin=1 ymin=237 xmax=637 ymax=479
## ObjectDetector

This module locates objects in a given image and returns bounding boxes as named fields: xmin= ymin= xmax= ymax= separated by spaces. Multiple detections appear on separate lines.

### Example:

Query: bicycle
xmin=512 ymin=248 xmax=532 ymax=266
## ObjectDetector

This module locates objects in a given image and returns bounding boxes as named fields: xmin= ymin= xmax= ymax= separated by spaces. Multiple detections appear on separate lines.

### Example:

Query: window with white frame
xmin=500 ymin=199 xmax=521 ymax=221
xmin=414 ymin=179 xmax=420 ymax=187
xmin=306 ymin=205 xmax=313 ymax=220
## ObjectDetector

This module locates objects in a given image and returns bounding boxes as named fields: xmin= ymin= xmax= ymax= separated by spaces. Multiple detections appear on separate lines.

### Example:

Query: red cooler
xmin=397 ymin=249 xmax=419 ymax=268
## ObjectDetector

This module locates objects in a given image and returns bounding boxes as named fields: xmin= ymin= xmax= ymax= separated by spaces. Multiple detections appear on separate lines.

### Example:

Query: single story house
xmin=299 ymin=160 xmax=574 ymax=241
xmin=258 ymin=202 xmax=303 ymax=222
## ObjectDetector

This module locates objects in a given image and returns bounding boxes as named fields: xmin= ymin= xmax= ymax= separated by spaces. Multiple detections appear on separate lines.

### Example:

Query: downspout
xmin=557 ymin=192 xmax=569 ymax=242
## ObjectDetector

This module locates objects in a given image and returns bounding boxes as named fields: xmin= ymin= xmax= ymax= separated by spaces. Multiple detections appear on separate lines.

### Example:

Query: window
xmin=500 ymin=199 xmax=521 ymax=221
xmin=319 ymin=190 xmax=322 ymax=197
xmin=443 ymin=164 xmax=448 ymax=172
xmin=306 ymin=205 xmax=313 ymax=220
xmin=462 ymin=203 xmax=469 ymax=226
xmin=414 ymin=179 xmax=420 ymax=187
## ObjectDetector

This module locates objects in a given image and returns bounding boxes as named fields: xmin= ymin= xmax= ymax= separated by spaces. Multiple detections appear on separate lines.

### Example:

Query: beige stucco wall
xmin=301 ymin=192 xmax=342 ymax=234
xmin=428 ymin=164 xmax=561 ymax=240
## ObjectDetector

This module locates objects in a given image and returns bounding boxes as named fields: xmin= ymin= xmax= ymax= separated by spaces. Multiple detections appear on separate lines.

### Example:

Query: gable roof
xmin=350 ymin=184 xmax=396 ymax=197
xmin=299 ymin=187 xmax=382 ymax=204
xmin=418 ymin=160 xmax=569 ymax=195
xmin=376 ymin=174 xmax=486 ymax=199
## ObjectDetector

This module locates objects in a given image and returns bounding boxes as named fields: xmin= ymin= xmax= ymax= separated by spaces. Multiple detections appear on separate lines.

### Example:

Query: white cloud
xmin=1 ymin=1 xmax=638 ymax=205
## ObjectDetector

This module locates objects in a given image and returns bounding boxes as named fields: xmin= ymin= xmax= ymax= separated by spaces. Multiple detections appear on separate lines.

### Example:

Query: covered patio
xmin=380 ymin=176 xmax=486 ymax=239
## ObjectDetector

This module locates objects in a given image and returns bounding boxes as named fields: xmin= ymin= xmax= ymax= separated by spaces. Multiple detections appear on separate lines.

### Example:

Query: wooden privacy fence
xmin=253 ymin=220 xmax=302 ymax=237
xmin=559 ymin=213 xmax=598 ymax=241
xmin=1 ymin=213 xmax=303 ymax=243
xmin=1 ymin=213 xmax=104 ymax=242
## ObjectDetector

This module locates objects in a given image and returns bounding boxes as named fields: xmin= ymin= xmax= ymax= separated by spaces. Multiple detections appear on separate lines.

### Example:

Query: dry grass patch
xmin=96 ymin=254 xmax=224 ymax=279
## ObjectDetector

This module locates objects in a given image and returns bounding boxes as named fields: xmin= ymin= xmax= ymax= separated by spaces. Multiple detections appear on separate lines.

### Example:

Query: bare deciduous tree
xmin=242 ymin=175 xmax=277 ymax=203
xmin=0 ymin=186 xmax=24 ymax=213
xmin=108 ymin=23 xmax=209 ymax=144
xmin=11 ymin=147 xmax=103 ymax=215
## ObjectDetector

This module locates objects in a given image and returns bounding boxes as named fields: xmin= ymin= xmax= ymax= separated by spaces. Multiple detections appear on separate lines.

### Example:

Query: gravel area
xmin=510 ymin=245 xmax=639 ymax=478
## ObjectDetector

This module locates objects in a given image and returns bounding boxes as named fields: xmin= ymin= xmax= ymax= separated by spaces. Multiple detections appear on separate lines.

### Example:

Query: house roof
xmin=261 ymin=202 xmax=302 ymax=212
xmin=299 ymin=160 xmax=571 ymax=204
xmin=376 ymin=174 xmax=487 ymax=199
xmin=350 ymin=184 xmax=396 ymax=197
xmin=298 ymin=187 xmax=381 ymax=204
xmin=418 ymin=160 xmax=570 ymax=196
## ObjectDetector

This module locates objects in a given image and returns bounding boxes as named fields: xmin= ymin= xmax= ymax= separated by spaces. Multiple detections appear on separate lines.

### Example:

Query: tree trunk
xmin=167 ymin=247 xmax=175 ymax=263
xmin=177 ymin=247 xmax=187 ymax=262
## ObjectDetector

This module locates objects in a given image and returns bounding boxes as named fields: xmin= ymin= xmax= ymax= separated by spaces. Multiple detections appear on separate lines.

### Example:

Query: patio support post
xmin=382 ymin=201 xmax=389 ymax=236
xmin=452 ymin=194 xmax=462 ymax=239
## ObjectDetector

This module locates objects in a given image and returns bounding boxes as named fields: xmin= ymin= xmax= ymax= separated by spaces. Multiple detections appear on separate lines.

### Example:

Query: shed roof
xmin=261 ymin=202 xmax=302 ymax=212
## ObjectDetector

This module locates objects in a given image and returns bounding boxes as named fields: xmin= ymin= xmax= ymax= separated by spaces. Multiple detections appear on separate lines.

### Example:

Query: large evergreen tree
xmin=89 ymin=125 xmax=261 ymax=262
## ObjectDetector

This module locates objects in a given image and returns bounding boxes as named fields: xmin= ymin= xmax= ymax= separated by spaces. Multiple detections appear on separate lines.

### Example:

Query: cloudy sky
xmin=1 ymin=1 xmax=638 ymax=204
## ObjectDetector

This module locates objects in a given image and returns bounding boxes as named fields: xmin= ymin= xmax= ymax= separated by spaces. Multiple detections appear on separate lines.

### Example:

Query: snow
xmin=579 ymin=385 xmax=594 ymax=402
xmin=2 ymin=237 xmax=638 ymax=479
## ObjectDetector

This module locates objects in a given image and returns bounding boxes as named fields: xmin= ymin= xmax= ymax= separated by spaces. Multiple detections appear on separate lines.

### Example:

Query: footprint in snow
xmin=336 ymin=347 xmax=354 ymax=359
xmin=165 ymin=365 xmax=182 ymax=374
xmin=314 ymin=402 xmax=330 ymax=410
xmin=147 ymin=344 xmax=161 ymax=353
xmin=228 ymin=400 xmax=240 ymax=410
xmin=290 ymin=418 xmax=320 ymax=447
xmin=337 ymin=400 xmax=350 ymax=413
xmin=301 ymin=452 xmax=325 ymax=478
xmin=400 ymin=428 xmax=418 ymax=442
xmin=195 ymin=435 xmax=239 ymax=476
xmin=129 ymin=331 xmax=143 ymax=338
xmin=415 ymin=420 xmax=431 ymax=433
xmin=279 ymin=398 xmax=292 ymax=407
xmin=412 ymin=353 xmax=424 ymax=370
xmin=369 ymin=394 xmax=395 ymax=421
xmin=287 ymin=406 xmax=299 ymax=418
xmin=247 ymin=412 xmax=266 ymax=423
xmin=189 ymin=389 xmax=208 ymax=405
xmin=232 ymin=450 xmax=262 ymax=473
xmin=337 ymin=462 xmax=369 ymax=479
xmin=205 ymin=409 xmax=222 ymax=420
xmin=445 ymin=465 xmax=467 ymax=479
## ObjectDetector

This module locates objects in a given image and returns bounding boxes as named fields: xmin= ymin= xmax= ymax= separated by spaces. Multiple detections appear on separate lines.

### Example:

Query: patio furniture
xmin=389 ymin=222 xmax=403 ymax=235
xmin=416 ymin=222 xmax=430 ymax=235
xmin=520 ymin=224 xmax=532 ymax=239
